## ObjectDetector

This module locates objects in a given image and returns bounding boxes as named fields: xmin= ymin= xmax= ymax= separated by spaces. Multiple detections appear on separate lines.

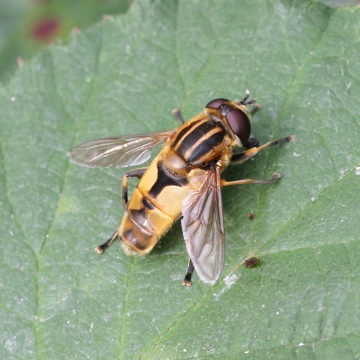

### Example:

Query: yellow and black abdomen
xmin=119 ymin=153 xmax=190 ymax=255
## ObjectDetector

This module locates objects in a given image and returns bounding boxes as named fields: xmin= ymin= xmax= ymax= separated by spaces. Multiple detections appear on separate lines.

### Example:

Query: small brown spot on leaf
xmin=245 ymin=257 xmax=260 ymax=268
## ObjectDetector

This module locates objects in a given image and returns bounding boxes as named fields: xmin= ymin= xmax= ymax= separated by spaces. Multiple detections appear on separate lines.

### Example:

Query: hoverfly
xmin=69 ymin=92 xmax=293 ymax=286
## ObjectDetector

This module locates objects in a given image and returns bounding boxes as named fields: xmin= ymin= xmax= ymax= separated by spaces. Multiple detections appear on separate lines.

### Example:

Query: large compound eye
xmin=205 ymin=98 xmax=229 ymax=109
xmin=226 ymin=108 xmax=251 ymax=145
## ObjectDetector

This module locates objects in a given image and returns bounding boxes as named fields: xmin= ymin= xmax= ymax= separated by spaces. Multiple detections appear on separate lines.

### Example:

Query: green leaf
xmin=1 ymin=0 xmax=359 ymax=359
xmin=0 ymin=0 xmax=131 ymax=84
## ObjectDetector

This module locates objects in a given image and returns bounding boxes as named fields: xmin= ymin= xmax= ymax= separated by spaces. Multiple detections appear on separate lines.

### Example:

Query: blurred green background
xmin=0 ymin=0 xmax=131 ymax=84
xmin=0 ymin=0 xmax=357 ymax=85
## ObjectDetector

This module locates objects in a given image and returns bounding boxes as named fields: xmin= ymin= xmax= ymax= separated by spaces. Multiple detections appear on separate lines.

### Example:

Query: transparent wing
xmin=68 ymin=130 xmax=175 ymax=168
xmin=181 ymin=167 xmax=225 ymax=284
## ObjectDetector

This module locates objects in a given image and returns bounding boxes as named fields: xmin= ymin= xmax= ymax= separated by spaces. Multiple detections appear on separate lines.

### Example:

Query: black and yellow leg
xmin=231 ymin=135 xmax=294 ymax=165
xmin=95 ymin=230 xmax=119 ymax=254
xmin=122 ymin=168 xmax=147 ymax=209
xmin=221 ymin=172 xmax=282 ymax=187
xmin=182 ymin=259 xmax=195 ymax=286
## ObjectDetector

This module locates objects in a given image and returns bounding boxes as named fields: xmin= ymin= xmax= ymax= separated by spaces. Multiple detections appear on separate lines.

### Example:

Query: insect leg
xmin=94 ymin=168 xmax=146 ymax=254
xmin=249 ymin=103 xmax=261 ymax=115
xmin=221 ymin=172 xmax=282 ymax=187
xmin=122 ymin=168 xmax=147 ymax=209
xmin=182 ymin=259 xmax=195 ymax=287
xmin=95 ymin=230 xmax=118 ymax=254
xmin=171 ymin=109 xmax=185 ymax=125
xmin=231 ymin=135 xmax=294 ymax=165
